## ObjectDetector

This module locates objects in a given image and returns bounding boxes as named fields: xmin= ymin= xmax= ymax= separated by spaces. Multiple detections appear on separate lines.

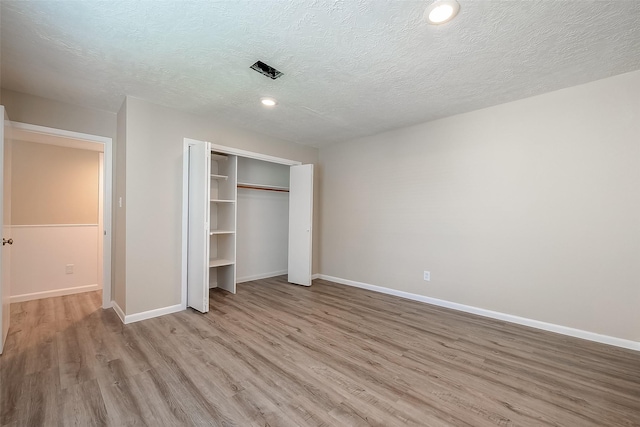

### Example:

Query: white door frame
xmin=11 ymin=122 xmax=113 ymax=309
xmin=181 ymin=139 xmax=301 ymax=308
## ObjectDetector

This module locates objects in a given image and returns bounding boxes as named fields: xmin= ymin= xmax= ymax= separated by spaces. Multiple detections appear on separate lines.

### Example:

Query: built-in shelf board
xmin=211 ymin=174 xmax=228 ymax=180
xmin=211 ymin=153 xmax=228 ymax=161
xmin=209 ymin=258 xmax=234 ymax=268
xmin=210 ymin=230 xmax=235 ymax=235
xmin=210 ymin=199 xmax=235 ymax=203
xmin=237 ymin=182 xmax=289 ymax=193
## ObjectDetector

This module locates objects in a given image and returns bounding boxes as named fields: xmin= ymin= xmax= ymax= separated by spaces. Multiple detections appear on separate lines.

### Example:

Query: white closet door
xmin=187 ymin=141 xmax=210 ymax=313
xmin=288 ymin=164 xmax=314 ymax=286
xmin=0 ymin=107 xmax=12 ymax=353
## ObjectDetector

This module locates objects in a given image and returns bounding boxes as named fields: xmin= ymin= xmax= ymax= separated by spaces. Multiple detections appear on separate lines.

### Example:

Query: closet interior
xmin=186 ymin=139 xmax=313 ymax=314
xmin=236 ymin=157 xmax=290 ymax=284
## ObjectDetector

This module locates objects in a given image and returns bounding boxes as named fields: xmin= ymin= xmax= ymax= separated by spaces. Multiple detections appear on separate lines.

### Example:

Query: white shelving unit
xmin=209 ymin=258 xmax=235 ymax=268
xmin=208 ymin=151 xmax=237 ymax=295
xmin=186 ymin=142 xmax=237 ymax=313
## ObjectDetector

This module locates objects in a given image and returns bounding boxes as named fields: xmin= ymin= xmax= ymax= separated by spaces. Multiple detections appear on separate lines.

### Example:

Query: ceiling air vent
xmin=250 ymin=61 xmax=283 ymax=80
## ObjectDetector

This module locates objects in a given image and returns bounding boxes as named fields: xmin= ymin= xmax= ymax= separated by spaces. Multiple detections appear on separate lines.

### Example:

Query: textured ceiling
xmin=2 ymin=1 xmax=640 ymax=147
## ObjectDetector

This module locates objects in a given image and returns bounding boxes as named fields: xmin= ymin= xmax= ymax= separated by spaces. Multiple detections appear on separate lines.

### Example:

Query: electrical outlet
xmin=423 ymin=271 xmax=430 ymax=281
xmin=66 ymin=264 xmax=74 ymax=274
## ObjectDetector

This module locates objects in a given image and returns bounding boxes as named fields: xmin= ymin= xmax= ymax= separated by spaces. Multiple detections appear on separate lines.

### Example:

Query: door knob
xmin=3 ymin=238 xmax=13 ymax=246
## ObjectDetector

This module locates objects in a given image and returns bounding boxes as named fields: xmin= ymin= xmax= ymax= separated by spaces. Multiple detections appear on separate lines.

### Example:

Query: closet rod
xmin=237 ymin=184 xmax=289 ymax=193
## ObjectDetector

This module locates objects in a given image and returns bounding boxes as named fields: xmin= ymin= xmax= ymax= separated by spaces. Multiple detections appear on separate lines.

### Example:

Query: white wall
xmin=236 ymin=157 xmax=290 ymax=281
xmin=10 ymin=225 xmax=99 ymax=302
xmin=119 ymin=97 xmax=318 ymax=315
xmin=237 ymin=156 xmax=290 ymax=187
xmin=319 ymin=70 xmax=640 ymax=343
xmin=236 ymin=190 xmax=289 ymax=282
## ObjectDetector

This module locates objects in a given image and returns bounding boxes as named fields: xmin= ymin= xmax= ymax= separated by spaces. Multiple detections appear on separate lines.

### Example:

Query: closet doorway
xmin=181 ymin=139 xmax=313 ymax=312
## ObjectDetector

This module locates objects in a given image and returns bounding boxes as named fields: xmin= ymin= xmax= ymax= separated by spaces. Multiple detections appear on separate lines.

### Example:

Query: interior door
xmin=0 ymin=107 xmax=12 ymax=354
xmin=288 ymin=164 xmax=314 ymax=286
xmin=187 ymin=140 xmax=210 ymax=313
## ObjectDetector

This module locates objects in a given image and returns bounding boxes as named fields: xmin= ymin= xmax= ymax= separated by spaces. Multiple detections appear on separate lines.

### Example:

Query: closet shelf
xmin=210 ymin=153 xmax=228 ymax=161
xmin=210 ymin=199 xmax=235 ymax=203
xmin=209 ymin=258 xmax=234 ymax=268
xmin=210 ymin=174 xmax=228 ymax=180
xmin=210 ymin=230 xmax=235 ymax=235
xmin=237 ymin=182 xmax=289 ymax=193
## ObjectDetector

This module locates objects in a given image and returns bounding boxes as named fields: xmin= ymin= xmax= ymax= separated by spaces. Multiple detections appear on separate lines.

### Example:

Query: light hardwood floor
xmin=1 ymin=276 xmax=639 ymax=426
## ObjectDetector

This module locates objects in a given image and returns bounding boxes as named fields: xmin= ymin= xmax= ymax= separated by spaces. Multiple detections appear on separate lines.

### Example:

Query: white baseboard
xmin=111 ymin=301 xmax=184 ymax=325
xmin=237 ymin=270 xmax=288 ymax=284
xmin=318 ymin=274 xmax=640 ymax=352
xmin=112 ymin=301 xmax=126 ymax=323
xmin=10 ymin=284 xmax=101 ymax=303
xmin=311 ymin=273 xmax=320 ymax=280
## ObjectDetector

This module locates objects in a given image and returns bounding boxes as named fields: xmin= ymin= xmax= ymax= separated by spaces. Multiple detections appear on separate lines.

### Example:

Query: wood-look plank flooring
xmin=1 ymin=276 xmax=639 ymax=426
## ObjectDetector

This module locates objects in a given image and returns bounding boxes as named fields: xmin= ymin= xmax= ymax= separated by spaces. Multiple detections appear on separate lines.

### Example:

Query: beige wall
xmin=11 ymin=141 xmax=99 ymax=225
xmin=120 ymin=97 xmax=319 ymax=315
xmin=319 ymin=70 xmax=640 ymax=342
xmin=0 ymin=6 xmax=2 ymax=106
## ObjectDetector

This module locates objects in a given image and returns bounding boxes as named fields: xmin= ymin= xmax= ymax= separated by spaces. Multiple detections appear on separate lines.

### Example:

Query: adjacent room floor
xmin=1 ymin=277 xmax=639 ymax=426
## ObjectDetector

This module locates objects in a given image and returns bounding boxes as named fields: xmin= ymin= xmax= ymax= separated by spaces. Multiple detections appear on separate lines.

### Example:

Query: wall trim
xmin=206 ymin=140 xmax=302 ymax=166
xmin=237 ymin=270 xmax=288 ymax=284
xmin=10 ymin=224 xmax=98 ymax=228
xmin=318 ymin=274 xmax=640 ymax=352
xmin=311 ymin=273 xmax=320 ymax=280
xmin=113 ymin=303 xmax=184 ymax=325
xmin=12 ymin=121 xmax=112 ymax=145
xmin=10 ymin=284 xmax=101 ymax=303
xmin=112 ymin=301 xmax=126 ymax=323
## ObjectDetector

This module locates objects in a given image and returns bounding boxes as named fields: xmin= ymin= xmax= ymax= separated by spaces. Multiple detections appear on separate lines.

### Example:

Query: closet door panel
xmin=187 ymin=141 xmax=210 ymax=313
xmin=288 ymin=164 xmax=314 ymax=286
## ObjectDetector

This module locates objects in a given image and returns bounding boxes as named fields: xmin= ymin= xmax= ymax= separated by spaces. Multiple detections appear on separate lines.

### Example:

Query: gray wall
xmin=319 ymin=70 xmax=640 ymax=342
xmin=1 ymin=89 xmax=116 ymax=139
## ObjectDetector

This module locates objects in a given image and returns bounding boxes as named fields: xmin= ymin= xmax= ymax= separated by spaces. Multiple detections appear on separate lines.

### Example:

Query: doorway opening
xmin=10 ymin=123 xmax=113 ymax=309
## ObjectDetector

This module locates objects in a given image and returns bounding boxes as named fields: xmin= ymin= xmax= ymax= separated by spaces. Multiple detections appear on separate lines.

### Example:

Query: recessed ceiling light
xmin=261 ymin=97 xmax=277 ymax=107
xmin=425 ymin=0 xmax=460 ymax=25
